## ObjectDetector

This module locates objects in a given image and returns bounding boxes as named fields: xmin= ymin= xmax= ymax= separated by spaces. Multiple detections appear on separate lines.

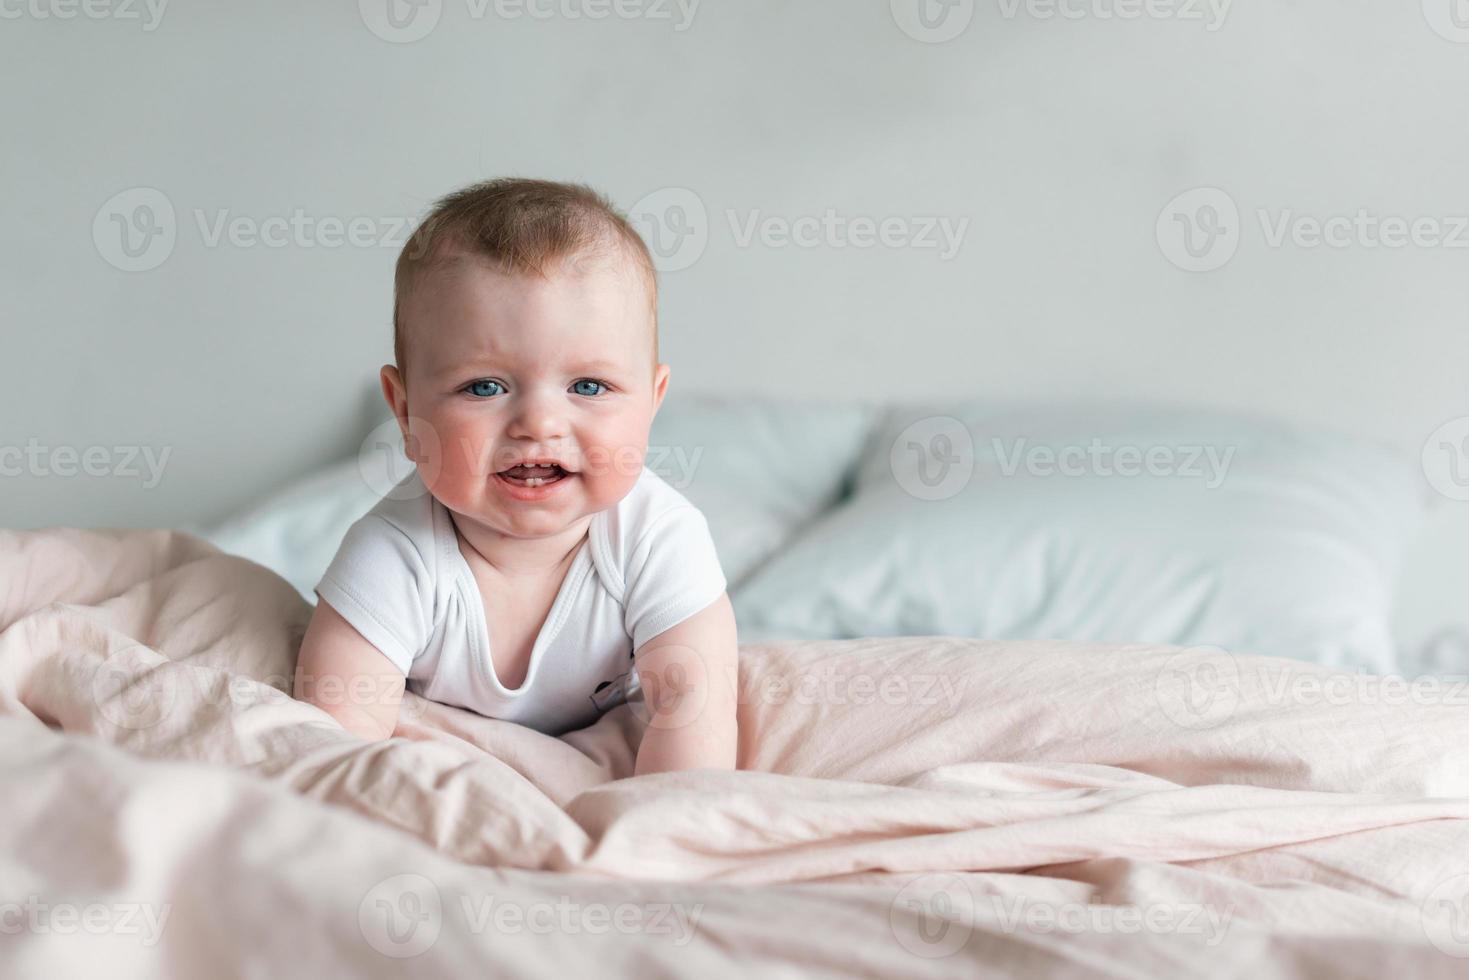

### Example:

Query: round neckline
xmin=437 ymin=506 xmax=600 ymax=698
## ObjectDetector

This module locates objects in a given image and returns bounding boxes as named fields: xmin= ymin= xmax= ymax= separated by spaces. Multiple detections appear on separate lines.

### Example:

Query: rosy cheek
xmin=406 ymin=414 xmax=490 ymax=499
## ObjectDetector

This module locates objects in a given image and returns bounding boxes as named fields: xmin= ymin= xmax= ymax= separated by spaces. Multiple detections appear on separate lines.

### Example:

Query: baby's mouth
xmin=497 ymin=463 xmax=570 ymax=488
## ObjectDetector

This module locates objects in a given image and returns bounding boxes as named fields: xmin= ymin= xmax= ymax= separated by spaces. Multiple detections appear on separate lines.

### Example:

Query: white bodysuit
xmin=314 ymin=466 xmax=727 ymax=736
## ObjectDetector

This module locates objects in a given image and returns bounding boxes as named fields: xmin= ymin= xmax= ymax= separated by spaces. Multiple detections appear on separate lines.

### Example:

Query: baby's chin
xmin=432 ymin=471 xmax=636 ymax=537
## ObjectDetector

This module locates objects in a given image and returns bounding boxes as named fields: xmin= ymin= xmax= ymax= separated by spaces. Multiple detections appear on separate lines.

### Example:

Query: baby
xmin=293 ymin=178 xmax=738 ymax=775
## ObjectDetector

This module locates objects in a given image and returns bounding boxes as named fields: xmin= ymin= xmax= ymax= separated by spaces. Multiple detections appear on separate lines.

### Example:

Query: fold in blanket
xmin=3 ymin=527 xmax=1469 ymax=977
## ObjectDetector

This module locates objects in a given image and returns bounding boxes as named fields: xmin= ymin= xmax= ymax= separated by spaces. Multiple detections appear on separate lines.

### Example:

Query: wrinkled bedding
xmin=2 ymin=528 xmax=1468 ymax=978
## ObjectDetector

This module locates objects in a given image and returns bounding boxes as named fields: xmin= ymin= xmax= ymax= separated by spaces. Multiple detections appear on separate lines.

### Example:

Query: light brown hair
xmin=393 ymin=177 xmax=658 ymax=376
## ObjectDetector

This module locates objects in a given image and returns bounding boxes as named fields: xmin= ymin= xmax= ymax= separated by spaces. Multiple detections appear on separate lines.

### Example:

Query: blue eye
xmin=571 ymin=379 xmax=608 ymax=397
xmin=464 ymin=379 xmax=505 ymax=398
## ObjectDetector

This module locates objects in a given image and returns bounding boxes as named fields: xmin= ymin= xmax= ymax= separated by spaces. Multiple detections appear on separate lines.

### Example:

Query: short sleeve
xmin=623 ymin=504 xmax=728 ymax=650
xmin=313 ymin=515 xmax=434 ymax=674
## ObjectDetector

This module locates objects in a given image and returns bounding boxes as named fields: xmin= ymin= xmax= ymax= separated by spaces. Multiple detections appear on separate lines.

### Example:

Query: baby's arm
xmin=632 ymin=592 xmax=739 ymax=776
xmin=293 ymin=599 xmax=405 ymax=742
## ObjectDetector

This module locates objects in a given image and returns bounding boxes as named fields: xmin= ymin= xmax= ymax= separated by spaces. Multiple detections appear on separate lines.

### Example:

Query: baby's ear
xmin=380 ymin=364 xmax=409 ymax=423
xmin=651 ymin=363 xmax=671 ymax=414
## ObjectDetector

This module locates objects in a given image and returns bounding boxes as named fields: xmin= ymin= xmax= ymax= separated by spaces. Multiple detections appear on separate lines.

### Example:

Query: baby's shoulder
xmin=345 ymin=470 xmax=444 ymax=573
xmin=598 ymin=466 xmax=700 ymax=546
xmin=592 ymin=467 xmax=712 ymax=586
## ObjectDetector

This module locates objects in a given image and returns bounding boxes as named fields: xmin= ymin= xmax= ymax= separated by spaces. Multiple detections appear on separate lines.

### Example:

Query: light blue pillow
xmin=731 ymin=400 xmax=1426 ymax=672
xmin=648 ymin=393 xmax=878 ymax=586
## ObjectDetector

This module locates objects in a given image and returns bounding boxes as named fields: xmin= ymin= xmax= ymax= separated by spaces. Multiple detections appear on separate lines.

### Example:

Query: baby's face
xmin=388 ymin=250 xmax=667 ymax=540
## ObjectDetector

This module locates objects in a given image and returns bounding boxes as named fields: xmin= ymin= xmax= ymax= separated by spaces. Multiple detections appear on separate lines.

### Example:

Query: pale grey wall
xmin=3 ymin=0 xmax=1468 ymax=533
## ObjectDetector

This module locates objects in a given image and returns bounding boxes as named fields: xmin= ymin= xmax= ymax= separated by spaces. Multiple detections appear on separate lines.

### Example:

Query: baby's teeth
xmin=524 ymin=477 xmax=545 ymax=487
